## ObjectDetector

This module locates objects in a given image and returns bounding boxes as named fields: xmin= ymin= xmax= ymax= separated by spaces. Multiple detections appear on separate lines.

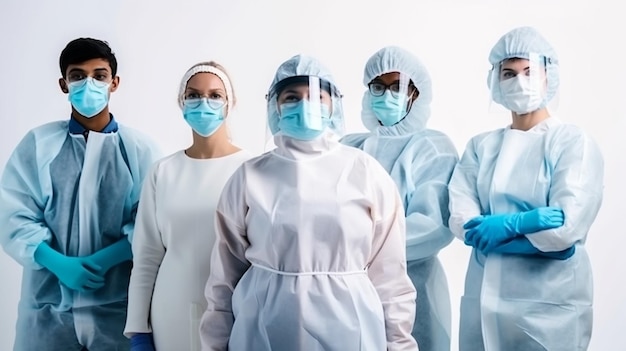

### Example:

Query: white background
xmin=0 ymin=0 xmax=623 ymax=350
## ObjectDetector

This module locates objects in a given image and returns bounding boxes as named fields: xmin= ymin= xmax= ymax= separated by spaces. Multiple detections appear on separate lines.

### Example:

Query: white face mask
xmin=499 ymin=75 xmax=545 ymax=114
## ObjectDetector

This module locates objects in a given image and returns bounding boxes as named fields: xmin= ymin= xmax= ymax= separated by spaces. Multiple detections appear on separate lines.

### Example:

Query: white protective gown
xmin=448 ymin=117 xmax=604 ymax=351
xmin=200 ymin=135 xmax=418 ymax=351
xmin=124 ymin=149 xmax=252 ymax=351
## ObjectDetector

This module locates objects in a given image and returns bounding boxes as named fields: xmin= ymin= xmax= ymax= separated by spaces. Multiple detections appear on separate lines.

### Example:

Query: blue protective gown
xmin=0 ymin=116 xmax=160 ymax=351
xmin=341 ymin=46 xmax=458 ymax=351
xmin=448 ymin=117 xmax=604 ymax=351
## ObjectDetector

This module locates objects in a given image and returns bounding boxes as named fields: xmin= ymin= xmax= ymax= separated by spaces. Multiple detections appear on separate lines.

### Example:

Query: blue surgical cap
xmin=361 ymin=46 xmax=432 ymax=135
xmin=487 ymin=26 xmax=560 ymax=108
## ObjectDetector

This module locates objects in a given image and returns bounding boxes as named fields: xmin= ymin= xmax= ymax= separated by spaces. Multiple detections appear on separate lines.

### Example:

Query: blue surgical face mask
xmin=370 ymin=90 xmax=409 ymax=126
xmin=277 ymin=100 xmax=331 ymax=141
xmin=67 ymin=77 xmax=110 ymax=118
xmin=183 ymin=98 xmax=225 ymax=137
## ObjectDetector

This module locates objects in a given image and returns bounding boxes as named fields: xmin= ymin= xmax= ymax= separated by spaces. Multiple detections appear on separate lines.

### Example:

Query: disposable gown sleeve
xmin=405 ymin=134 xmax=458 ymax=260
xmin=447 ymin=137 xmax=483 ymax=241
xmin=124 ymin=163 xmax=165 ymax=337
xmin=200 ymin=169 xmax=250 ymax=351
xmin=339 ymin=133 xmax=368 ymax=149
xmin=0 ymin=132 xmax=52 ymax=268
xmin=367 ymin=175 xmax=418 ymax=351
xmin=526 ymin=127 xmax=604 ymax=251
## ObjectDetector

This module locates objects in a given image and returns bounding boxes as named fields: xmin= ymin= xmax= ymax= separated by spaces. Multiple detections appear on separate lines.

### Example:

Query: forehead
xmin=501 ymin=58 xmax=531 ymax=70
xmin=65 ymin=58 xmax=111 ymax=75
xmin=186 ymin=72 xmax=225 ymax=90
xmin=278 ymin=82 xmax=330 ymax=95
xmin=372 ymin=71 xmax=401 ymax=84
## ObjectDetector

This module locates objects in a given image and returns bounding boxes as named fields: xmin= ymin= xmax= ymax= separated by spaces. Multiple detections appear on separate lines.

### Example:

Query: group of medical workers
xmin=0 ymin=25 xmax=603 ymax=351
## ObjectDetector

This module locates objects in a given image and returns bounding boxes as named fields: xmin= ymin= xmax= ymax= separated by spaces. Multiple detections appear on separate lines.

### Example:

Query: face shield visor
xmin=488 ymin=53 xmax=559 ymax=115
xmin=366 ymin=72 xmax=417 ymax=126
xmin=265 ymin=76 xmax=345 ymax=149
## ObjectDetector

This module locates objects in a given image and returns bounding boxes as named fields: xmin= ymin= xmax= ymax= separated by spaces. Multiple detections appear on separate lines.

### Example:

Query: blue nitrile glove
xmin=488 ymin=236 xmax=576 ymax=260
xmin=511 ymin=207 xmax=565 ymax=234
xmin=34 ymin=242 xmax=105 ymax=291
xmin=130 ymin=333 xmax=156 ymax=351
xmin=463 ymin=214 xmax=520 ymax=253
xmin=464 ymin=207 xmax=565 ymax=253
xmin=88 ymin=238 xmax=133 ymax=274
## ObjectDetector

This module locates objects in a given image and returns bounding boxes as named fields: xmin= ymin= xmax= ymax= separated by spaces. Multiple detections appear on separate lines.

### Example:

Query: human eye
xmin=283 ymin=94 xmax=301 ymax=103
xmin=185 ymin=92 xmax=201 ymax=99
xmin=369 ymin=83 xmax=386 ymax=96
xmin=94 ymin=73 xmax=110 ymax=81
xmin=389 ymin=83 xmax=401 ymax=93
xmin=210 ymin=92 xmax=225 ymax=100
xmin=68 ymin=73 xmax=86 ymax=82
xmin=500 ymin=70 xmax=516 ymax=80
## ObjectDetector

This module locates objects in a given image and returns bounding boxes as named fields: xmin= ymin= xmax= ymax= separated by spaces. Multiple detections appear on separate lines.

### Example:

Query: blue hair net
xmin=362 ymin=46 xmax=432 ymax=135
xmin=487 ymin=26 xmax=560 ymax=108
xmin=267 ymin=55 xmax=344 ymax=136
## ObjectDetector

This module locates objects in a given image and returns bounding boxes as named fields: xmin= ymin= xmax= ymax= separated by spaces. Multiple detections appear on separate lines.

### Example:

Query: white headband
xmin=177 ymin=64 xmax=234 ymax=116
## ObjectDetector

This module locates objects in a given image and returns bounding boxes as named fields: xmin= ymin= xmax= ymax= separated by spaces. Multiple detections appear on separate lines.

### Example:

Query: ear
xmin=109 ymin=76 xmax=120 ymax=92
xmin=59 ymin=78 xmax=69 ymax=94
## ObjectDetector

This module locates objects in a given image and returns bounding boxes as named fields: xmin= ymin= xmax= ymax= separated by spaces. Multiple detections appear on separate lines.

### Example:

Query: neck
xmin=510 ymin=108 xmax=550 ymax=131
xmin=185 ymin=127 xmax=239 ymax=159
xmin=72 ymin=108 xmax=111 ymax=131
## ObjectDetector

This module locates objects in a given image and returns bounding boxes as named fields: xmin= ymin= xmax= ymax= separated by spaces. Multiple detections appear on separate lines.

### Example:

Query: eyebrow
xmin=68 ymin=67 xmax=110 ymax=74
xmin=280 ymin=87 xmax=302 ymax=94
xmin=502 ymin=67 xmax=530 ymax=71
xmin=372 ymin=79 xmax=401 ymax=85
xmin=185 ymin=86 xmax=226 ymax=93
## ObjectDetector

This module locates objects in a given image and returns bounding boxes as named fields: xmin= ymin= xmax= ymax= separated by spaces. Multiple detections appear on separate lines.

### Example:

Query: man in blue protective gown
xmin=0 ymin=37 xmax=161 ymax=351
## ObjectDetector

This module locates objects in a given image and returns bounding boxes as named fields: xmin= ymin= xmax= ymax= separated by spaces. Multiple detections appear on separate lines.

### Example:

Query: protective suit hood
xmin=361 ymin=46 xmax=433 ymax=136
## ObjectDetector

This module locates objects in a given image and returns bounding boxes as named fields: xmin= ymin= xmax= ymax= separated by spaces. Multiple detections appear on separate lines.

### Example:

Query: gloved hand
xmin=89 ymin=238 xmax=133 ymax=274
xmin=511 ymin=207 xmax=565 ymax=234
xmin=488 ymin=236 xmax=576 ymax=260
xmin=130 ymin=333 xmax=156 ymax=351
xmin=463 ymin=214 xmax=520 ymax=253
xmin=34 ymin=242 xmax=104 ymax=291
xmin=464 ymin=207 xmax=565 ymax=253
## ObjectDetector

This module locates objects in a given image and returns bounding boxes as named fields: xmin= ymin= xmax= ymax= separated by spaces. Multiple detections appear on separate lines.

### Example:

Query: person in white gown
xmin=448 ymin=26 xmax=604 ymax=351
xmin=123 ymin=61 xmax=253 ymax=351
xmin=199 ymin=54 xmax=418 ymax=351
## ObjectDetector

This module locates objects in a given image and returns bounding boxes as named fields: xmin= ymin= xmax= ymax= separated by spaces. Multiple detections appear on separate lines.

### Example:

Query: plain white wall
xmin=0 ymin=0 xmax=623 ymax=350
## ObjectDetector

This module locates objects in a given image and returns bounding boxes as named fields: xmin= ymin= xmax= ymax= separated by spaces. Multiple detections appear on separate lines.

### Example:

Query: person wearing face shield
xmin=448 ymin=26 xmax=604 ymax=350
xmin=199 ymin=54 xmax=418 ymax=351
xmin=123 ymin=61 xmax=253 ymax=351
xmin=341 ymin=46 xmax=459 ymax=351
xmin=0 ymin=38 xmax=161 ymax=351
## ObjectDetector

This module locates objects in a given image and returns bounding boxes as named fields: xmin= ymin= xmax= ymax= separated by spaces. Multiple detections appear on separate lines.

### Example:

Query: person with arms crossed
xmin=448 ymin=26 xmax=604 ymax=351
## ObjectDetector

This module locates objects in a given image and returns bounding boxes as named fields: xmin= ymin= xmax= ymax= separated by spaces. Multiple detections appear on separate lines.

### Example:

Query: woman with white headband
xmin=123 ymin=61 xmax=253 ymax=351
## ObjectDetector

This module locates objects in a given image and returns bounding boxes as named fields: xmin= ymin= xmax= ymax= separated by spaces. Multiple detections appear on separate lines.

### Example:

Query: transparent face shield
xmin=264 ymin=76 xmax=345 ymax=149
xmin=367 ymin=72 xmax=417 ymax=126
xmin=488 ymin=53 xmax=559 ymax=115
